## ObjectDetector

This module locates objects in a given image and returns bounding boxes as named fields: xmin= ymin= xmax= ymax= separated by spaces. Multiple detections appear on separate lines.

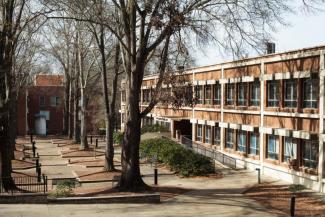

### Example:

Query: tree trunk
xmin=104 ymin=114 xmax=115 ymax=171
xmin=79 ymin=87 xmax=88 ymax=149
xmin=73 ymin=80 xmax=80 ymax=143
xmin=68 ymin=79 xmax=73 ymax=139
xmin=63 ymin=76 xmax=70 ymax=135
xmin=8 ymin=92 xmax=17 ymax=160
xmin=119 ymin=70 xmax=147 ymax=191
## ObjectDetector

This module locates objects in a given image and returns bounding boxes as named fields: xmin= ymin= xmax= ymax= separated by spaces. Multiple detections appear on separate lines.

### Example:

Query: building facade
xmin=120 ymin=45 xmax=325 ymax=193
xmin=18 ymin=74 xmax=65 ymax=136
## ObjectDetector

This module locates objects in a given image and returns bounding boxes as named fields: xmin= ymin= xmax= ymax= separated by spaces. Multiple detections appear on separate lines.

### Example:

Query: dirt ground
xmin=244 ymin=184 xmax=325 ymax=217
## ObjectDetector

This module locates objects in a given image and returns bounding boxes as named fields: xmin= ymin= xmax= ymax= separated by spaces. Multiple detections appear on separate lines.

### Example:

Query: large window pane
xmin=302 ymin=140 xmax=318 ymax=169
xmin=237 ymin=131 xmax=246 ymax=152
xmin=226 ymin=84 xmax=235 ymax=105
xmin=303 ymin=79 xmax=318 ymax=109
xmin=250 ymin=81 xmax=260 ymax=106
xmin=226 ymin=129 xmax=234 ymax=149
xmin=250 ymin=133 xmax=259 ymax=155
xmin=214 ymin=83 xmax=221 ymax=105
xmin=196 ymin=86 xmax=203 ymax=104
xmin=205 ymin=126 xmax=211 ymax=143
xmin=214 ymin=126 xmax=220 ymax=145
xmin=283 ymin=137 xmax=297 ymax=162
xmin=267 ymin=81 xmax=279 ymax=107
xmin=267 ymin=135 xmax=278 ymax=160
xmin=284 ymin=80 xmax=297 ymax=108
xmin=237 ymin=84 xmax=246 ymax=106
xmin=205 ymin=85 xmax=212 ymax=104
xmin=197 ymin=124 xmax=203 ymax=142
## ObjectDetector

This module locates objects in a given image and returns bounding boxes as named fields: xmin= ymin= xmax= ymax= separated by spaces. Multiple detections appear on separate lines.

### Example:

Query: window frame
xmin=284 ymin=79 xmax=297 ymax=108
xmin=237 ymin=83 xmax=246 ymax=106
xmin=302 ymin=140 xmax=318 ymax=169
xmin=237 ymin=130 xmax=247 ymax=153
xmin=39 ymin=96 xmax=45 ymax=107
xmin=214 ymin=126 xmax=221 ymax=145
xmin=213 ymin=83 xmax=221 ymax=105
xmin=283 ymin=137 xmax=297 ymax=162
xmin=303 ymin=78 xmax=318 ymax=109
xmin=267 ymin=80 xmax=280 ymax=107
xmin=205 ymin=125 xmax=211 ymax=144
xmin=267 ymin=135 xmax=279 ymax=160
xmin=250 ymin=81 xmax=260 ymax=106
xmin=226 ymin=128 xmax=234 ymax=149
xmin=249 ymin=133 xmax=259 ymax=155
xmin=226 ymin=83 xmax=235 ymax=105
xmin=195 ymin=86 xmax=204 ymax=104
xmin=205 ymin=85 xmax=212 ymax=105
xmin=197 ymin=124 xmax=203 ymax=142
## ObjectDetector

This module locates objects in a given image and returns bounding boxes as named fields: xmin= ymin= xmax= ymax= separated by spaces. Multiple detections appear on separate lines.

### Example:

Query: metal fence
xmin=179 ymin=135 xmax=238 ymax=169
xmin=0 ymin=175 xmax=48 ymax=195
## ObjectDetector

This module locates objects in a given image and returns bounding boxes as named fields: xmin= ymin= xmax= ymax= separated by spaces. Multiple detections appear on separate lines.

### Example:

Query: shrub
xmin=113 ymin=131 xmax=124 ymax=145
xmin=141 ymin=124 xmax=169 ymax=134
xmin=140 ymin=138 xmax=214 ymax=177
xmin=50 ymin=180 xmax=74 ymax=198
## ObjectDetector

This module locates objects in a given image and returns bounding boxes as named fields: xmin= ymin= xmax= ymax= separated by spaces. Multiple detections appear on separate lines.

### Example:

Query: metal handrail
xmin=179 ymin=135 xmax=237 ymax=169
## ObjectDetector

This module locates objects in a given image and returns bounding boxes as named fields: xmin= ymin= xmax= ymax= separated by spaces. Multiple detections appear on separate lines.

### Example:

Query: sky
xmin=194 ymin=8 xmax=325 ymax=66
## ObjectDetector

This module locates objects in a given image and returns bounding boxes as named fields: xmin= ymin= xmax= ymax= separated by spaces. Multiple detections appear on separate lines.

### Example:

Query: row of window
xmin=196 ymin=124 xmax=318 ymax=169
xmin=39 ymin=96 xmax=61 ymax=107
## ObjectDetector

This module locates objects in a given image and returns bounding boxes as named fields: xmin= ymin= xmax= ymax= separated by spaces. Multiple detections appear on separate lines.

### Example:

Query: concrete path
xmin=1 ymin=138 xmax=284 ymax=217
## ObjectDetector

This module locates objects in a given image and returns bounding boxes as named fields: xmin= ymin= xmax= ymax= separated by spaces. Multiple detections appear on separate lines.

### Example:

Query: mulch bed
xmin=69 ymin=159 xmax=120 ymax=167
xmin=12 ymin=159 xmax=35 ymax=170
xmin=244 ymin=184 xmax=325 ymax=217
xmin=11 ymin=171 xmax=37 ymax=178
xmin=61 ymin=148 xmax=105 ymax=158
xmin=72 ymin=185 xmax=190 ymax=201
xmin=74 ymin=170 xmax=121 ymax=181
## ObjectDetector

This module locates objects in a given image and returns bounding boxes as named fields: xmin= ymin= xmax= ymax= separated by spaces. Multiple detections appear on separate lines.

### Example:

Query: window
xmin=39 ymin=110 xmax=50 ymax=120
xmin=214 ymin=127 xmax=220 ymax=145
xmin=237 ymin=131 xmax=246 ymax=152
xmin=283 ymin=137 xmax=297 ymax=162
xmin=195 ymin=86 xmax=203 ymax=104
xmin=197 ymin=124 xmax=203 ymax=142
xmin=303 ymin=79 xmax=318 ymax=109
xmin=226 ymin=129 xmax=234 ymax=149
xmin=237 ymin=83 xmax=246 ymax=106
xmin=250 ymin=81 xmax=260 ymax=106
xmin=205 ymin=126 xmax=211 ymax=144
xmin=50 ymin=96 xmax=60 ymax=107
xmin=267 ymin=81 xmax=279 ymax=107
xmin=214 ymin=83 xmax=221 ymax=105
xmin=205 ymin=85 xmax=212 ymax=104
xmin=250 ymin=133 xmax=259 ymax=155
xmin=267 ymin=135 xmax=279 ymax=160
xmin=143 ymin=89 xmax=151 ymax=103
xmin=284 ymin=80 xmax=297 ymax=108
xmin=226 ymin=84 xmax=235 ymax=105
xmin=39 ymin=96 xmax=45 ymax=106
xmin=302 ymin=140 xmax=318 ymax=169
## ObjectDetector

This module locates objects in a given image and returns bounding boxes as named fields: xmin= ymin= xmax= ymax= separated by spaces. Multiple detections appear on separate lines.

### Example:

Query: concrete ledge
xmin=0 ymin=193 xmax=47 ymax=204
xmin=48 ymin=193 xmax=160 ymax=204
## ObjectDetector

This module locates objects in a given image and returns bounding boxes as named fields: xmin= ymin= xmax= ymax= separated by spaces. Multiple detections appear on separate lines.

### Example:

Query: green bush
xmin=113 ymin=131 xmax=124 ymax=145
xmin=50 ymin=180 xmax=74 ymax=198
xmin=140 ymin=138 xmax=214 ymax=177
xmin=141 ymin=124 xmax=169 ymax=134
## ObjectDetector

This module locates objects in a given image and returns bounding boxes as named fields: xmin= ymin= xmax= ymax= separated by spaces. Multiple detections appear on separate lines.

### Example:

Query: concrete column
xmin=318 ymin=51 xmax=325 ymax=191
xmin=192 ymin=123 xmax=196 ymax=142
xmin=170 ymin=120 xmax=175 ymax=138
xmin=220 ymin=67 xmax=225 ymax=151
xmin=260 ymin=62 xmax=265 ymax=172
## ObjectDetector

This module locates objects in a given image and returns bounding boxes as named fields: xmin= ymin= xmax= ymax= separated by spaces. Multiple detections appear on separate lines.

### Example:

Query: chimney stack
xmin=266 ymin=42 xmax=276 ymax=54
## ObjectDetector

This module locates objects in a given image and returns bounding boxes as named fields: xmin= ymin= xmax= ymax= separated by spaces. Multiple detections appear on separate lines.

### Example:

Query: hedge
xmin=141 ymin=124 xmax=169 ymax=134
xmin=140 ymin=138 xmax=214 ymax=177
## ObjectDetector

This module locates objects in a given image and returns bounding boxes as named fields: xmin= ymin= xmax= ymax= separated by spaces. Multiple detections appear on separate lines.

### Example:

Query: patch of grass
xmin=140 ymin=138 xmax=214 ymax=177
xmin=49 ymin=180 xmax=74 ymax=198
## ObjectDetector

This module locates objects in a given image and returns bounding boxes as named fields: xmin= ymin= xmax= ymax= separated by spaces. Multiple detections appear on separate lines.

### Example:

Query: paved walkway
xmin=0 ymin=138 xmax=285 ymax=217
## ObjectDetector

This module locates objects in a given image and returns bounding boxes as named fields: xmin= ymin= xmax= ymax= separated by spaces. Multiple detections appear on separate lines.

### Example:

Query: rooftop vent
xmin=266 ymin=42 xmax=276 ymax=54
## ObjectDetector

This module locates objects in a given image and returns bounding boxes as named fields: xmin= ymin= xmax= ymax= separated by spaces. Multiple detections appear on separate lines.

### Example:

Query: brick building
xmin=120 ymin=45 xmax=325 ymax=192
xmin=18 ymin=74 xmax=65 ymax=136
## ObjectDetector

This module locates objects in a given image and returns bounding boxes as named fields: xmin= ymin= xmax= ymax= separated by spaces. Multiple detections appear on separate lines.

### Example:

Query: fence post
xmin=37 ymin=164 xmax=42 ymax=182
xmin=154 ymin=168 xmax=158 ymax=185
xmin=43 ymin=174 xmax=46 ymax=194
xmin=256 ymin=168 xmax=261 ymax=184
xmin=90 ymin=136 xmax=93 ymax=144
xmin=30 ymin=133 xmax=33 ymax=144
xmin=290 ymin=195 xmax=296 ymax=217
xmin=96 ymin=138 xmax=98 ymax=148
xmin=32 ymin=141 xmax=36 ymax=158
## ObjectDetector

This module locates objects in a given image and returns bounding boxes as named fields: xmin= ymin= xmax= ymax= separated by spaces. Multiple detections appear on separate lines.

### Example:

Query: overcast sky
xmin=194 ymin=9 xmax=325 ymax=66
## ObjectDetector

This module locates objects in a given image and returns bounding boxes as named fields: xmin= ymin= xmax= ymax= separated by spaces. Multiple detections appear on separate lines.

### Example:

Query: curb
xmin=48 ymin=193 xmax=160 ymax=204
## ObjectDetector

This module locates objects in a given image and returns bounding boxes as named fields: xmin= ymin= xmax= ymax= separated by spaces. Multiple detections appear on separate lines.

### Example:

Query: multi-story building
xmin=120 ymin=45 xmax=325 ymax=192
xmin=18 ymin=74 xmax=65 ymax=136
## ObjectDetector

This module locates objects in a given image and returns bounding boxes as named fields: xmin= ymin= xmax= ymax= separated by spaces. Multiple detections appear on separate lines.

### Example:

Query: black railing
xmin=179 ymin=135 xmax=238 ymax=169
xmin=0 ymin=175 xmax=48 ymax=195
